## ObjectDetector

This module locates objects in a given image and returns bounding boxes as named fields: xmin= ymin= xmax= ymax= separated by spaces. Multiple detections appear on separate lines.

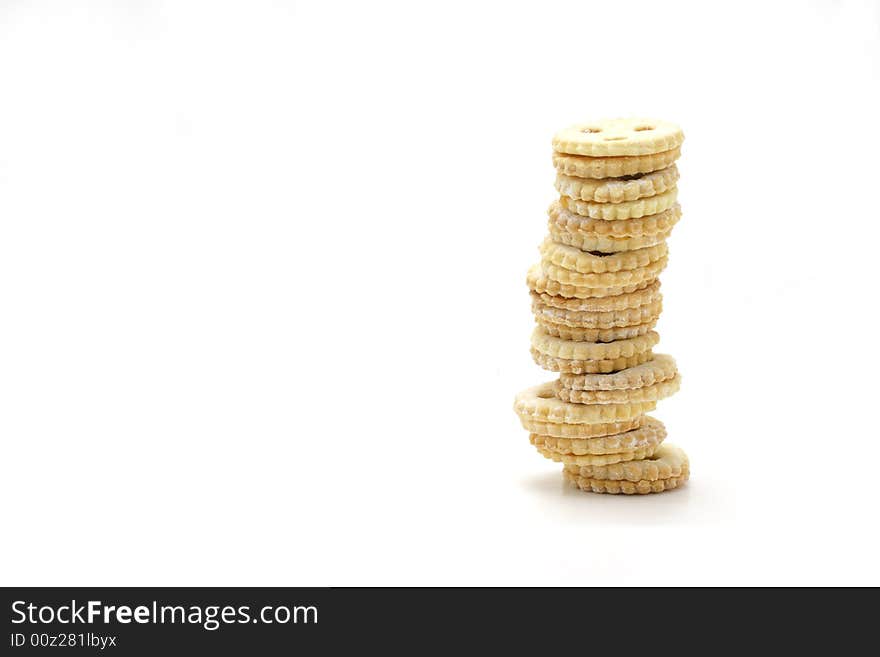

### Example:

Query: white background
xmin=1 ymin=0 xmax=878 ymax=586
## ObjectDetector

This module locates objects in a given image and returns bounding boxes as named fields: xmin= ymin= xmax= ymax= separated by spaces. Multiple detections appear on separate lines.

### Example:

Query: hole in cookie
xmin=634 ymin=125 xmax=655 ymax=131
xmin=603 ymin=135 xmax=627 ymax=141
xmin=587 ymin=250 xmax=614 ymax=257
xmin=581 ymin=127 xmax=602 ymax=134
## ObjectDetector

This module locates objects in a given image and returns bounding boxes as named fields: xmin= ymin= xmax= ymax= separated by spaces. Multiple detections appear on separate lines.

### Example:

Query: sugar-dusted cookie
xmin=555 ymin=373 xmax=680 ymax=404
xmin=562 ymin=444 xmax=690 ymax=494
xmin=550 ymin=200 xmax=681 ymax=238
xmin=555 ymin=165 xmax=678 ymax=203
xmin=564 ymin=443 xmax=687 ymax=481
xmin=532 ymin=296 xmax=662 ymax=329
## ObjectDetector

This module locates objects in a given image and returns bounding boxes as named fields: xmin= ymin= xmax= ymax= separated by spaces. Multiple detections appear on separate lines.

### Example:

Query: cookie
xmin=563 ymin=468 xmax=688 ymax=494
xmin=536 ymin=318 xmax=656 ymax=342
xmin=513 ymin=381 xmax=656 ymax=424
xmin=532 ymin=416 xmax=665 ymax=456
xmin=531 ymin=328 xmax=659 ymax=361
xmin=555 ymin=165 xmax=679 ymax=203
xmin=553 ymin=147 xmax=681 ymax=179
xmin=527 ymin=264 xmax=655 ymax=299
xmin=536 ymin=443 xmax=658 ymax=467
xmin=555 ymin=373 xmax=681 ymax=404
xmin=532 ymin=297 xmax=663 ymax=329
xmin=550 ymin=200 xmax=681 ymax=238
xmin=540 ymin=238 xmax=667 ymax=274
xmin=518 ymin=416 xmax=644 ymax=439
xmin=552 ymin=118 xmax=684 ymax=157
xmin=531 ymin=348 xmax=654 ymax=374
xmin=549 ymin=227 xmax=672 ymax=253
xmin=532 ymin=281 xmax=661 ymax=312
xmin=563 ymin=444 xmax=688 ymax=482
xmin=561 ymin=187 xmax=678 ymax=221
xmin=558 ymin=354 xmax=678 ymax=391
xmin=541 ymin=255 xmax=667 ymax=288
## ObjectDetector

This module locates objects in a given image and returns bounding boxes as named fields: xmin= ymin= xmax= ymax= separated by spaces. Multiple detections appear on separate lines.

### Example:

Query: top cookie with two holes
xmin=553 ymin=118 xmax=684 ymax=157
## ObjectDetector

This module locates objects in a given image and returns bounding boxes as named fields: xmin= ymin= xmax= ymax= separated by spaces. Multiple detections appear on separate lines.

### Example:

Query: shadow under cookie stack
xmin=513 ymin=118 xmax=690 ymax=495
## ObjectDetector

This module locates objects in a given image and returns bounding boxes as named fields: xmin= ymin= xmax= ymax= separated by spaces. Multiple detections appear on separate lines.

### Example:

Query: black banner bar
xmin=0 ymin=587 xmax=868 ymax=653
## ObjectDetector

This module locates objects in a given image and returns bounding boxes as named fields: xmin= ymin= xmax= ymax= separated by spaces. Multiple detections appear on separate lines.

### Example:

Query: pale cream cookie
xmin=553 ymin=118 xmax=684 ymax=157
xmin=562 ymin=187 xmax=678 ymax=221
xmin=539 ymin=238 xmax=667 ymax=274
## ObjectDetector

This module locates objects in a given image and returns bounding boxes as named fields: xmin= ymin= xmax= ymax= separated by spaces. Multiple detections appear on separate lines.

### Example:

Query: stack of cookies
xmin=514 ymin=118 xmax=690 ymax=495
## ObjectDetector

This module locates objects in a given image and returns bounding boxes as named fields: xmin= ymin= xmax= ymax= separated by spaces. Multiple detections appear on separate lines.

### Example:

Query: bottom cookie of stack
xmin=562 ymin=444 xmax=689 ymax=495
